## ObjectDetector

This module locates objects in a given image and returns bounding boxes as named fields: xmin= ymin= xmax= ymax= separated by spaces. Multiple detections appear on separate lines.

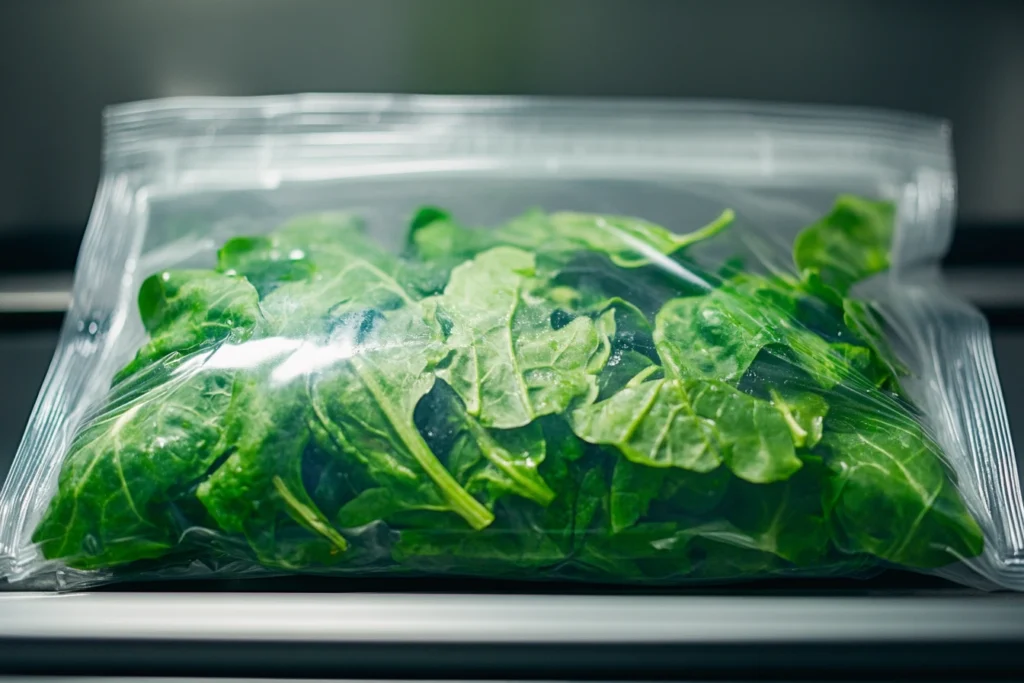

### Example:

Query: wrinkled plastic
xmin=0 ymin=96 xmax=1020 ymax=590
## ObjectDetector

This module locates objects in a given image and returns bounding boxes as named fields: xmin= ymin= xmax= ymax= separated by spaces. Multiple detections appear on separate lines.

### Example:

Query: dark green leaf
xmin=821 ymin=409 xmax=984 ymax=568
xmin=33 ymin=363 xmax=235 ymax=569
xmin=418 ymin=381 xmax=556 ymax=508
xmin=609 ymin=456 xmax=664 ymax=533
xmin=309 ymin=309 xmax=494 ymax=531
xmin=596 ymin=350 xmax=661 ymax=402
xmin=793 ymin=195 xmax=895 ymax=294
xmin=710 ymin=466 xmax=831 ymax=566
xmin=406 ymin=207 xmax=497 ymax=263
xmin=653 ymin=283 xmax=851 ymax=389
xmin=115 ymin=271 xmax=260 ymax=383
xmin=843 ymin=298 xmax=910 ymax=383
xmin=196 ymin=374 xmax=348 ymax=569
xmin=392 ymin=420 xmax=599 ymax=572
xmin=218 ymin=213 xmax=364 ymax=294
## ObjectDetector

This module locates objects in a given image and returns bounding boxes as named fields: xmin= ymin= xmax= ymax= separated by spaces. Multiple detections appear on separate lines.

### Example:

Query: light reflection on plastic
xmin=271 ymin=336 xmax=358 ymax=384
xmin=597 ymin=217 xmax=713 ymax=290
xmin=204 ymin=337 xmax=304 ymax=371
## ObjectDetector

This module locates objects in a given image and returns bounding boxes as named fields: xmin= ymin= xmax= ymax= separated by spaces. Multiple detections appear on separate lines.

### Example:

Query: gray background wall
xmin=1 ymin=0 xmax=1023 ymax=236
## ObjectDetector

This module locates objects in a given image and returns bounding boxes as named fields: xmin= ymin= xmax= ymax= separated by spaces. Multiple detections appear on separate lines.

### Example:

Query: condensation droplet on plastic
xmin=77 ymin=314 xmax=106 ymax=338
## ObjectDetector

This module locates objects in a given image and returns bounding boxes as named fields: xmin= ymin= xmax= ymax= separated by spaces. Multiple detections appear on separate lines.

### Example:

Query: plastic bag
xmin=0 ymin=96 xmax=1020 ymax=590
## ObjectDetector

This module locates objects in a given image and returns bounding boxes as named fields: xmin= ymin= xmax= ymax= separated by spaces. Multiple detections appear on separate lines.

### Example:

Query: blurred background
xmin=0 ymin=0 xmax=1022 ymax=486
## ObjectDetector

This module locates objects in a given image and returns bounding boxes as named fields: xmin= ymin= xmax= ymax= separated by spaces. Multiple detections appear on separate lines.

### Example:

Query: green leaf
xmin=571 ymin=379 xmax=717 ymax=473
xmin=309 ymin=309 xmax=494 ymax=531
xmin=254 ymin=235 xmax=420 ymax=338
xmin=33 ymin=363 xmax=236 ymax=569
xmin=769 ymin=389 xmax=828 ymax=448
xmin=576 ymin=522 xmax=691 ymax=580
xmin=335 ymin=487 xmax=421 ymax=529
xmin=842 ymin=298 xmax=910 ymax=383
xmin=217 ymin=237 xmax=317 ymax=297
xmin=218 ymin=213 xmax=365 ymax=293
xmin=710 ymin=465 xmax=831 ymax=566
xmin=799 ymin=267 xmax=845 ymax=308
xmin=829 ymin=343 xmax=886 ymax=387
xmin=606 ymin=454 xmax=731 ymax=533
xmin=571 ymin=378 xmax=802 ymax=483
xmin=417 ymin=381 xmax=556 ymax=508
xmin=495 ymin=209 xmax=735 ymax=269
xmin=436 ymin=247 xmax=605 ymax=429
xmin=115 ymin=271 xmax=260 ymax=383
xmin=690 ymin=381 xmax=804 ymax=484
xmin=596 ymin=350 xmax=662 ymax=402
xmin=653 ymin=283 xmax=848 ymax=388
xmin=656 ymin=465 xmax=732 ymax=518
xmin=196 ymin=374 xmax=349 ymax=569
xmin=793 ymin=195 xmax=895 ymax=294
xmin=820 ymin=409 xmax=984 ymax=568
xmin=406 ymin=207 xmax=733 ymax=272
xmin=392 ymin=420 xmax=600 ymax=572
xmin=609 ymin=456 xmax=664 ymax=533
xmin=222 ymin=212 xmax=440 ymax=305
xmin=406 ymin=207 xmax=497 ymax=263
xmin=580 ymin=296 xmax=656 ymax=357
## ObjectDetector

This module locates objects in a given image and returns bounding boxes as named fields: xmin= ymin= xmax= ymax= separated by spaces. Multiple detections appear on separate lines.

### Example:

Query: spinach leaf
xmin=407 ymin=206 xmax=734 ymax=272
xmin=605 ymin=455 xmax=728 ymax=535
xmin=309 ymin=309 xmax=494 ymax=531
xmin=33 ymin=360 xmax=235 ymax=569
xmin=575 ymin=521 xmax=692 ymax=581
xmin=571 ymin=378 xmax=802 ymax=483
xmin=842 ymin=298 xmax=909 ymax=385
xmin=608 ymin=456 xmax=664 ymax=533
xmin=653 ymin=281 xmax=853 ymax=389
xmin=417 ymin=381 xmax=556 ymax=508
xmin=222 ymin=212 xmax=437 ymax=302
xmin=708 ymin=464 xmax=831 ymax=566
xmin=435 ymin=246 xmax=605 ymax=429
xmin=596 ymin=349 xmax=662 ymax=401
xmin=255 ymin=244 xmax=419 ymax=338
xmin=196 ymin=374 xmax=348 ymax=569
xmin=820 ymin=408 xmax=984 ymax=568
xmin=495 ymin=209 xmax=734 ymax=269
xmin=654 ymin=465 xmax=732 ymax=518
xmin=793 ymin=195 xmax=895 ymax=294
xmin=218 ymin=213 xmax=364 ymax=294
xmin=769 ymin=389 xmax=828 ymax=448
xmin=115 ymin=271 xmax=260 ymax=382
xmin=406 ymin=207 xmax=496 ymax=265
xmin=393 ymin=419 xmax=600 ymax=572
xmin=574 ymin=296 xmax=656 ymax=358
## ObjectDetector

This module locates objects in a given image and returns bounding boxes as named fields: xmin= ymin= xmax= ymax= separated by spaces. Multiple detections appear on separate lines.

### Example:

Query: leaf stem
xmin=353 ymin=359 xmax=495 ymax=530
xmin=272 ymin=476 xmax=348 ymax=552
xmin=465 ymin=416 xmax=556 ymax=506
xmin=676 ymin=209 xmax=735 ymax=248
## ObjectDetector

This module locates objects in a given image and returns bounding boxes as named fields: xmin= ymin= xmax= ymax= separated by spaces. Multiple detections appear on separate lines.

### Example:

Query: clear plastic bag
xmin=0 ymin=96 xmax=1020 ymax=590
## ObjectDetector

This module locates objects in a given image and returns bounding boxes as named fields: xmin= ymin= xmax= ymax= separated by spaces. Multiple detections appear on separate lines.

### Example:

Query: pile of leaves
xmin=33 ymin=195 xmax=984 ymax=582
